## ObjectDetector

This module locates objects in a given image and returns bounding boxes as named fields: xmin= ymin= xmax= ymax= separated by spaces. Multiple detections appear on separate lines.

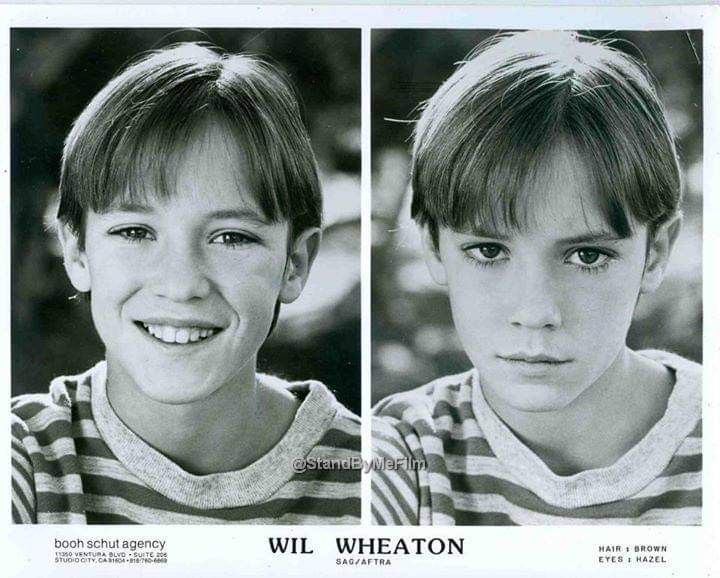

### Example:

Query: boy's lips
xmin=137 ymin=316 xmax=223 ymax=329
xmin=496 ymin=353 xmax=573 ymax=378
xmin=498 ymin=353 xmax=572 ymax=364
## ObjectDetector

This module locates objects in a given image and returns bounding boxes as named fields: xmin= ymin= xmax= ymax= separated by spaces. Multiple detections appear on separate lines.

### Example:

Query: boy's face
xmin=423 ymin=145 xmax=678 ymax=413
xmin=60 ymin=122 xmax=318 ymax=404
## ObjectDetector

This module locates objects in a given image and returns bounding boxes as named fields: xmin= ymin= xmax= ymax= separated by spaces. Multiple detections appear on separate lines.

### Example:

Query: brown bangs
xmin=410 ymin=31 xmax=681 ymax=245
xmin=58 ymin=43 xmax=322 ymax=245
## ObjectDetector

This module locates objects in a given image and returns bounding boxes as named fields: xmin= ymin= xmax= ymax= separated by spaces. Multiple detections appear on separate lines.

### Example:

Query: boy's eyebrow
xmin=107 ymin=201 xmax=155 ymax=214
xmin=467 ymin=227 xmax=511 ymax=241
xmin=558 ymin=231 xmax=630 ymax=244
xmin=465 ymin=227 xmax=630 ymax=244
xmin=104 ymin=204 xmax=270 ymax=225
xmin=207 ymin=209 xmax=271 ymax=225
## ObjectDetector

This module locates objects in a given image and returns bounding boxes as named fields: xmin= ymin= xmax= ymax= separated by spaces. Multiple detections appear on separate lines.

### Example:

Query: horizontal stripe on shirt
xmin=373 ymin=350 xmax=702 ymax=526
xmin=13 ymin=362 xmax=361 ymax=525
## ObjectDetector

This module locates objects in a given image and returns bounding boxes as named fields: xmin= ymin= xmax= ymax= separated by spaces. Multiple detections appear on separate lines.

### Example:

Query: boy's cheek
xmin=448 ymin=299 xmax=502 ymax=359
xmin=566 ymin=275 xmax=641 ymax=324
xmin=446 ymin=280 xmax=506 ymax=339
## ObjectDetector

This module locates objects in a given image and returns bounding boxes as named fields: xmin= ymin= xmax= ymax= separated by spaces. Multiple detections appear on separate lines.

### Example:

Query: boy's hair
xmin=58 ymin=42 xmax=322 ymax=247
xmin=411 ymin=31 xmax=681 ymax=245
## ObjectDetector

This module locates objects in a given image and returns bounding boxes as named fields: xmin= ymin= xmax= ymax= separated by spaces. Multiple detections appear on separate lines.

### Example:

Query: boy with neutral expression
xmin=372 ymin=31 xmax=701 ymax=525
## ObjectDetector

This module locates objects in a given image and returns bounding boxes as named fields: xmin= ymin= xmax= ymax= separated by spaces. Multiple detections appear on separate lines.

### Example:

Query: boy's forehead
xmin=102 ymin=196 xmax=270 ymax=223
xmin=459 ymin=143 xmax=636 ymax=241
xmin=171 ymin=118 xmax=250 ymax=186
xmin=100 ymin=117 xmax=269 ymax=220
xmin=102 ymin=186 xmax=270 ymax=224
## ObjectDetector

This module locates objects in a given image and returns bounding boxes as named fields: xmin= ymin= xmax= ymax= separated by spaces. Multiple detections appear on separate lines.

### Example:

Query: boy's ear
xmin=57 ymin=222 xmax=92 ymax=293
xmin=419 ymin=223 xmax=447 ymax=286
xmin=640 ymin=214 xmax=682 ymax=295
xmin=279 ymin=227 xmax=321 ymax=304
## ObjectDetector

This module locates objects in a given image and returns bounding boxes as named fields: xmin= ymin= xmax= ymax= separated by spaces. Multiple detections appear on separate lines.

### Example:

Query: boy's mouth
xmin=134 ymin=321 xmax=222 ymax=344
xmin=498 ymin=353 xmax=571 ymax=365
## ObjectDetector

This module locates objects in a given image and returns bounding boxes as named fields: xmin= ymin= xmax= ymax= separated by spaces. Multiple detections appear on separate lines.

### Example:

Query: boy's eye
xmin=477 ymin=244 xmax=502 ymax=259
xmin=577 ymin=249 xmax=600 ymax=264
xmin=109 ymin=226 xmax=154 ymax=242
xmin=466 ymin=243 xmax=506 ymax=260
xmin=209 ymin=231 xmax=257 ymax=247
xmin=463 ymin=242 xmax=508 ymax=266
xmin=566 ymin=248 xmax=612 ymax=269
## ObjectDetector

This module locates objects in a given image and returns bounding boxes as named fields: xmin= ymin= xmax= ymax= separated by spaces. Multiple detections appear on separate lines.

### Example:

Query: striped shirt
xmin=12 ymin=361 xmax=360 ymax=524
xmin=372 ymin=350 xmax=701 ymax=525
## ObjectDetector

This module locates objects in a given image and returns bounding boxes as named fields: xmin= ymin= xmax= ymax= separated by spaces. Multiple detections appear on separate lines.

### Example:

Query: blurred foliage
xmin=371 ymin=30 xmax=703 ymax=404
xmin=11 ymin=29 xmax=360 ymax=413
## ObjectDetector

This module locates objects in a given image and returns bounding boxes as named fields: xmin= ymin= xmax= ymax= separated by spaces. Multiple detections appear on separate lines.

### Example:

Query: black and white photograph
xmin=10 ymin=27 xmax=361 ymax=525
xmin=2 ymin=3 xmax=718 ymax=577
xmin=371 ymin=29 xmax=703 ymax=525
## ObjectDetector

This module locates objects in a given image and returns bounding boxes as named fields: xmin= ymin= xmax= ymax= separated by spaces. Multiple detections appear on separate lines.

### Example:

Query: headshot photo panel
xmin=11 ymin=28 xmax=360 ymax=525
xmin=371 ymin=29 xmax=702 ymax=526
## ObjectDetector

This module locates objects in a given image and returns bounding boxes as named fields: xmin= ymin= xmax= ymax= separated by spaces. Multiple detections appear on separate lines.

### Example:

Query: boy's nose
xmin=507 ymin=269 xmax=562 ymax=330
xmin=149 ymin=245 xmax=212 ymax=302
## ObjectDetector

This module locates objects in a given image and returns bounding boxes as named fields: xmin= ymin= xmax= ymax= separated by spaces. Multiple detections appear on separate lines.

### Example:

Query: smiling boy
xmin=372 ymin=31 xmax=701 ymax=525
xmin=12 ymin=43 xmax=360 ymax=524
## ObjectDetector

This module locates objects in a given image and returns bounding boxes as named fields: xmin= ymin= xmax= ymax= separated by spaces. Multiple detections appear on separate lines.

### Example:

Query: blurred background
xmin=372 ymin=29 xmax=703 ymax=404
xmin=11 ymin=28 xmax=361 ymax=414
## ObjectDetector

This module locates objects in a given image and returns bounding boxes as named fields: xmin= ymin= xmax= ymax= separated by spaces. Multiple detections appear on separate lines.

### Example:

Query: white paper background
xmin=1 ymin=3 xmax=718 ymax=577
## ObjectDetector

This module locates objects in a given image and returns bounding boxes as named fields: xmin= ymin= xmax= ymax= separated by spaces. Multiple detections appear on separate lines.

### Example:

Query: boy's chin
xmin=484 ymin=381 xmax=584 ymax=414
xmin=125 ymin=365 xmax=231 ymax=406
xmin=135 ymin=379 xmax=222 ymax=405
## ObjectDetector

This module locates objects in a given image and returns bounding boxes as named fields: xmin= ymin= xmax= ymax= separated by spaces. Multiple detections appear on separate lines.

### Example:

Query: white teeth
xmin=162 ymin=326 xmax=175 ymax=342
xmin=141 ymin=323 xmax=217 ymax=344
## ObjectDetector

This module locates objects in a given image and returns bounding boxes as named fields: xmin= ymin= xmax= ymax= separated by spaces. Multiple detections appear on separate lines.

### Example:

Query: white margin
xmin=1 ymin=4 xmax=718 ymax=578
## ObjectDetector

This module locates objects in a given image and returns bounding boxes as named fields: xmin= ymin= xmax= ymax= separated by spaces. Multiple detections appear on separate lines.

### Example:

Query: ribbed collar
xmin=89 ymin=361 xmax=338 ymax=509
xmin=471 ymin=350 xmax=701 ymax=509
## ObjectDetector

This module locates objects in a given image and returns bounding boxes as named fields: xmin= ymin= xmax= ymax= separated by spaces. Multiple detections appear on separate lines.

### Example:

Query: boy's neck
xmin=104 ymin=358 xmax=301 ymax=475
xmin=482 ymin=347 xmax=675 ymax=476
